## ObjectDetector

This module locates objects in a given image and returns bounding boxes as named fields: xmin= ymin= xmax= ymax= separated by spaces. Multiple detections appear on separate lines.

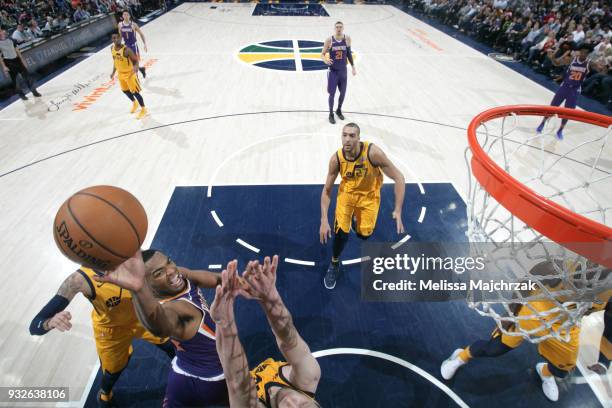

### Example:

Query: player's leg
xmin=164 ymin=368 xmax=229 ymax=408
xmin=119 ymin=75 xmax=138 ymax=113
xmin=327 ymin=70 xmax=338 ymax=124
xmin=535 ymin=331 xmax=579 ymax=402
xmin=5 ymin=60 xmax=26 ymax=100
xmin=353 ymin=195 xmax=381 ymax=240
xmin=441 ymin=329 xmax=521 ymax=380
xmin=128 ymin=74 xmax=147 ymax=119
xmin=589 ymin=302 xmax=611 ymax=374
xmin=335 ymin=69 xmax=347 ymax=120
xmin=556 ymin=90 xmax=579 ymax=140
xmin=15 ymin=58 xmax=41 ymax=97
xmin=325 ymin=193 xmax=355 ymax=289
xmin=537 ymin=90 xmax=566 ymax=133
xmin=93 ymin=326 xmax=133 ymax=407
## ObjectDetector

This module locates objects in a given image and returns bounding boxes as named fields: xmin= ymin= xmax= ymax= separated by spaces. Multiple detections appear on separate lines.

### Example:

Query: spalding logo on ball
xmin=53 ymin=185 xmax=148 ymax=270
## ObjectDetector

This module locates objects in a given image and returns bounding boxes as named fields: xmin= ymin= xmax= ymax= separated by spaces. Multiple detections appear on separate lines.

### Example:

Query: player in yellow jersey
xmin=210 ymin=256 xmax=321 ymax=407
xmin=29 ymin=267 xmax=174 ymax=407
xmin=320 ymin=122 xmax=406 ymax=289
xmin=110 ymin=33 xmax=147 ymax=119
xmin=441 ymin=261 xmax=608 ymax=402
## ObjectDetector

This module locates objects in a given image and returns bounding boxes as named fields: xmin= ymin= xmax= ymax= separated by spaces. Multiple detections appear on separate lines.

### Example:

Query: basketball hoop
xmin=465 ymin=105 xmax=612 ymax=343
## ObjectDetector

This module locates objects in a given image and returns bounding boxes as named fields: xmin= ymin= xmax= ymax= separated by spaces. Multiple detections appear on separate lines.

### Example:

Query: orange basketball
xmin=53 ymin=185 xmax=148 ymax=270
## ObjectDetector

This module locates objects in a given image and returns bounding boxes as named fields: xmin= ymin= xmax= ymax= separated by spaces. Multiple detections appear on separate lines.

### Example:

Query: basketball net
xmin=465 ymin=105 xmax=611 ymax=344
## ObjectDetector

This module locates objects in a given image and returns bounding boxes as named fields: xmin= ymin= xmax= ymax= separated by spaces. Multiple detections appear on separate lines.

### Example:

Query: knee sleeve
xmin=332 ymin=228 xmax=350 ymax=259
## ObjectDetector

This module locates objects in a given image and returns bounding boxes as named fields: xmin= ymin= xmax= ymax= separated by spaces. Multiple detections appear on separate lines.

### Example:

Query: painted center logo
xmin=238 ymin=40 xmax=354 ymax=72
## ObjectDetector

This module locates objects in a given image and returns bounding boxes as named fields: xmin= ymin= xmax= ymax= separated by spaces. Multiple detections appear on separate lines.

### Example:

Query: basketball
xmin=53 ymin=185 xmax=148 ymax=270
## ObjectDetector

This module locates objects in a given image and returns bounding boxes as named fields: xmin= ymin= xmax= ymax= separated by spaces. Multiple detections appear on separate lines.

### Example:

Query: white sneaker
xmin=441 ymin=349 xmax=467 ymax=380
xmin=536 ymin=363 xmax=559 ymax=402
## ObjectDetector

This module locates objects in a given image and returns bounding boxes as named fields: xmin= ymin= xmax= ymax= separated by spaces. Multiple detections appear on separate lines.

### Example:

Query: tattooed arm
xmin=210 ymin=261 xmax=259 ymax=407
xmin=244 ymin=256 xmax=321 ymax=393
xmin=29 ymin=270 xmax=92 ymax=335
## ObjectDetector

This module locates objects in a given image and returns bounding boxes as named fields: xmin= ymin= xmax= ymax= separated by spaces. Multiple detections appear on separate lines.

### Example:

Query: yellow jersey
xmin=111 ymin=44 xmax=133 ymax=74
xmin=250 ymin=358 xmax=317 ymax=408
xmin=78 ymin=267 xmax=141 ymax=328
xmin=337 ymin=141 xmax=383 ymax=197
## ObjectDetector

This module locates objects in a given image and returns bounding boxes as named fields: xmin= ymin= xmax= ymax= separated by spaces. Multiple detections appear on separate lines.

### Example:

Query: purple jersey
xmin=561 ymin=57 xmax=589 ymax=89
xmin=330 ymin=35 xmax=348 ymax=71
xmin=162 ymin=279 xmax=224 ymax=379
xmin=120 ymin=21 xmax=137 ymax=47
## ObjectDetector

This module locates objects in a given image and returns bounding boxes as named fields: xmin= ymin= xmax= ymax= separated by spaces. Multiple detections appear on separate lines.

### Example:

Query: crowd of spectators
xmin=405 ymin=0 xmax=612 ymax=109
xmin=0 ymin=0 xmax=151 ymax=45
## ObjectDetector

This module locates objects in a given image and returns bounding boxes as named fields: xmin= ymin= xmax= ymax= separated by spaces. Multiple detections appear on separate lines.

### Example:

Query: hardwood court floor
xmin=0 ymin=3 xmax=609 ymax=407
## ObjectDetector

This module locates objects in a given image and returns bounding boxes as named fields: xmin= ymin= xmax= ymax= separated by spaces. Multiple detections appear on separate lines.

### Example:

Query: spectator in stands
xmin=29 ymin=20 xmax=43 ymax=38
xmin=582 ymin=57 xmax=612 ymax=108
xmin=59 ymin=13 xmax=70 ymax=28
xmin=520 ymin=21 xmax=542 ymax=57
xmin=527 ymin=28 xmax=555 ymax=65
xmin=405 ymin=0 xmax=611 ymax=110
xmin=11 ymin=23 xmax=29 ymax=44
xmin=586 ymin=1 xmax=605 ymax=18
xmin=1 ymin=10 xmax=16 ymax=29
xmin=593 ymin=37 xmax=611 ymax=60
xmin=572 ymin=24 xmax=586 ymax=44
xmin=0 ymin=26 xmax=41 ymax=99
xmin=73 ymin=4 xmax=90 ymax=22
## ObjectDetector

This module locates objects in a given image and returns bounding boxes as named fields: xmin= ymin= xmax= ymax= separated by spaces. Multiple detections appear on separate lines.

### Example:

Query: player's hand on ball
xmin=243 ymin=256 xmax=279 ymax=302
xmin=320 ymin=221 xmax=332 ymax=244
xmin=210 ymin=260 xmax=240 ymax=328
xmin=46 ymin=310 xmax=72 ymax=332
xmin=93 ymin=250 xmax=146 ymax=292
xmin=393 ymin=210 xmax=405 ymax=234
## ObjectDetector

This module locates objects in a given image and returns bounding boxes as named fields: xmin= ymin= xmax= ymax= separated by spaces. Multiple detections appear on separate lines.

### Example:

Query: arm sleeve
xmin=347 ymin=46 xmax=354 ymax=65
xmin=29 ymin=295 xmax=70 ymax=335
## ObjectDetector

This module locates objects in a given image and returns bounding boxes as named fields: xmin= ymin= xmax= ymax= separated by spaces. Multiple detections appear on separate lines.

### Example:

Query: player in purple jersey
xmin=210 ymin=256 xmax=321 ymax=407
xmin=536 ymin=44 xmax=592 ymax=140
xmin=321 ymin=21 xmax=357 ymax=124
xmin=119 ymin=10 xmax=148 ymax=78
xmin=95 ymin=250 xmax=229 ymax=408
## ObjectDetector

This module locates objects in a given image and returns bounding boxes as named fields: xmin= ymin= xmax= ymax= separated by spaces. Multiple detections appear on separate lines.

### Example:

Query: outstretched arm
xmin=29 ymin=270 xmax=91 ymax=335
xmin=210 ymin=261 xmax=258 ymax=407
xmin=244 ymin=256 xmax=321 ymax=393
xmin=94 ymin=252 xmax=201 ymax=340
xmin=369 ymin=145 xmax=406 ymax=234
xmin=320 ymin=153 xmax=340 ymax=244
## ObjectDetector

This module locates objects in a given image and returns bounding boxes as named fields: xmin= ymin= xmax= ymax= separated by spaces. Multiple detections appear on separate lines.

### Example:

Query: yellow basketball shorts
xmin=93 ymin=323 xmax=167 ymax=374
xmin=334 ymin=192 xmax=381 ymax=236
xmin=118 ymin=71 xmax=141 ymax=94
xmin=494 ymin=327 xmax=578 ymax=372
